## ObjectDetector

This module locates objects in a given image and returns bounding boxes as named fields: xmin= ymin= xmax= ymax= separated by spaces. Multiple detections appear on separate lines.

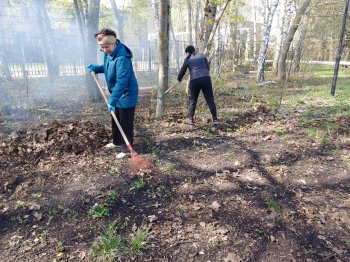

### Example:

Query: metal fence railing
xmin=0 ymin=37 xmax=187 ymax=79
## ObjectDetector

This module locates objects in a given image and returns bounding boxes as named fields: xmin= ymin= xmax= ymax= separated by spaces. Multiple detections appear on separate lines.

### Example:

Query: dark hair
xmin=185 ymin=45 xmax=195 ymax=59
xmin=94 ymin=28 xmax=117 ymax=38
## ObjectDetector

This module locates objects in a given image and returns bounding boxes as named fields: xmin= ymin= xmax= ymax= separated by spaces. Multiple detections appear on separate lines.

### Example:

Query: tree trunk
xmin=33 ymin=0 xmax=58 ymax=81
xmin=203 ymin=0 xmax=231 ymax=55
xmin=293 ymin=11 xmax=310 ymax=72
xmin=0 ymin=46 xmax=12 ymax=81
xmin=253 ymin=3 xmax=257 ymax=63
xmin=194 ymin=0 xmax=201 ymax=47
xmin=273 ymin=0 xmax=293 ymax=73
xmin=187 ymin=0 xmax=193 ymax=44
xmin=257 ymin=0 xmax=279 ymax=84
xmin=110 ymin=0 xmax=125 ymax=42
xmin=156 ymin=0 xmax=170 ymax=118
xmin=199 ymin=0 xmax=217 ymax=52
xmin=278 ymin=0 xmax=310 ymax=81
xmin=85 ymin=0 xmax=102 ymax=102
xmin=214 ymin=24 xmax=221 ymax=75
xmin=73 ymin=0 xmax=87 ymax=51
xmin=151 ymin=0 xmax=160 ymax=33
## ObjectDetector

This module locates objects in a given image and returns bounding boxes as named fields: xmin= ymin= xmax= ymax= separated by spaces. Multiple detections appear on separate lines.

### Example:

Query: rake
xmin=91 ymin=72 xmax=155 ymax=171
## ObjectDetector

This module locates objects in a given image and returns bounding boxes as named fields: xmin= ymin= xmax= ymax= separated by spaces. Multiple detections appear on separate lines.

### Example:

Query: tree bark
xmin=278 ymin=0 xmax=310 ymax=81
xmin=73 ymin=0 xmax=87 ymax=51
xmin=187 ymin=0 xmax=193 ymax=44
xmin=253 ymin=3 xmax=257 ymax=63
xmin=156 ymin=0 xmax=170 ymax=118
xmin=203 ymin=0 xmax=231 ymax=55
xmin=273 ymin=0 xmax=293 ymax=73
xmin=257 ymin=0 xmax=279 ymax=84
xmin=151 ymin=0 xmax=160 ymax=33
xmin=293 ymin=11 xmax=310 ymax=72
xmin=85 ymin=0 xmax=102 ymax=102
xmin=33 ymin=0 xmax=59 ymax=80
xmin=110 ymin=0 xmax=125 ymax=42
xmin=199 ymin=0 xmax=217 ymax=52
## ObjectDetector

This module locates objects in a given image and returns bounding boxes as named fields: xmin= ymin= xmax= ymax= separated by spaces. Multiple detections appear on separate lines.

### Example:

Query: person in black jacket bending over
xmin=177 ymin=45 xmax=218 ymax=126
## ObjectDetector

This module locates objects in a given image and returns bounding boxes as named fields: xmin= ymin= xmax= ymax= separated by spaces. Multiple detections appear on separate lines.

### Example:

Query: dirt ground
xmin=1 ymin=74 xmax=350 ymax=262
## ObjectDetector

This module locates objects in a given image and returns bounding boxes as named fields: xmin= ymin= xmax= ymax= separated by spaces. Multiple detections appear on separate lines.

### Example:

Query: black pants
xmin=188 ymin=76 xmax=217 ymax=120
xmin=111 ymin=107 xmax=135 ymax=152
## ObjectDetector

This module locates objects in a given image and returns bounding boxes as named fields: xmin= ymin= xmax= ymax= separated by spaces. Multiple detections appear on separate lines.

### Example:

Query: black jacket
xmin=177 ymin=53 xmax=210 ymax=82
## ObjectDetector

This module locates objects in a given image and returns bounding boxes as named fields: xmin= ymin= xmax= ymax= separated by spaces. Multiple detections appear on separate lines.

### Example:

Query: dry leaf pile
xmin=0 ymin=120 xmax=109 ymax=160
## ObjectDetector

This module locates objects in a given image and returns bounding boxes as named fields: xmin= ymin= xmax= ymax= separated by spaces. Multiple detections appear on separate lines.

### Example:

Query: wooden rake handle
xmin=91 ymin=72 xmax=133 ymax=151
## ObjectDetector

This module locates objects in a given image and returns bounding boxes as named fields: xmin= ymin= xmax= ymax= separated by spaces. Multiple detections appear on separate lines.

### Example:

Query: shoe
xmin=116 ymin=152 xmax=126 ymax=159
xmin=104 ymin=143 xmax=120 ymax=149
xmin=213 ymin=120 xmax=218 ymax=127
xmin=187 ymin=118 xmax=194 ymax=125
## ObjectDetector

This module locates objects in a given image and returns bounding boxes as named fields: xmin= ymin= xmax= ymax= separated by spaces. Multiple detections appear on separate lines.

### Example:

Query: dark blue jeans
xmin=188 ymin=76 xmax=217 ymax=121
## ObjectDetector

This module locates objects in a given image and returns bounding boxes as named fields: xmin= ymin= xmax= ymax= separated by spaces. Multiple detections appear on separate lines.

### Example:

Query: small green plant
xmin=67 ymin=210 xmax=79 ymax=220
xmin=130 ymin=177 xmax=146 ymax=191
xmin=10 ymin=215 xmax=28 ymax=225
xmin=106 ymin=189 xmax=118 ymax=205
xmin=91 ymin=221 xmax=124 ymax=261
xmin=185 ymin=178 xmax=192 ymax=186
xmin=303 ymin=248 xmax=317 ymax=256
xmin=39 ymin=231 xmax=47 ymax=245
xmin=266 ymin=199 xmax=286 ymax=223
xmin=57 ymin=241 xmax=64 ymax=252
xmin=15 ymin=201 xmax=29 ymax=210
xmin=167 ymin=163 xmax=176 ymax=174
xmin=89 ymin=203 xmax=110 ymax=219
xmin=273 ymin=126 xmax=287 ymax=135
xmin=109 ymin=165 xmax=121 ymax=176
xmin=209 ymin=238 xmax=224 ymax=249
xmin=129 ymin=229 xmax=148 ymax=253
xmin=47 ymin=208 xmax=59 ymax=222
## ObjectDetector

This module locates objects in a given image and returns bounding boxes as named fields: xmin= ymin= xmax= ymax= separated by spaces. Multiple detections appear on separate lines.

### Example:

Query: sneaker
xmin=187 ymin=118 xmax=194 ymax=125
xmin=116 ymin=152 xmax=126 ymax=159
xmin=213 ymin=119 xmax=219 ymax=127
xmin=104 ymin=143 xmax=120 ymax=149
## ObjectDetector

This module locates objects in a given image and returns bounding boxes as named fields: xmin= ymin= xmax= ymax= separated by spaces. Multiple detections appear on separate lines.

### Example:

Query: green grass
xmin=89 ymin=203 xmax=110 ymax=219
xmin=129 ymin=229 xmax=148 ymax=253
xmin=91 ymin=222 xmax=124 ymax=261
xmin=130 ymin=177 xmax=146 ymax=191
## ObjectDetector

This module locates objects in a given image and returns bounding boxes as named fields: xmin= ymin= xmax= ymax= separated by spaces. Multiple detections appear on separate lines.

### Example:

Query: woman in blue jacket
xmin=87 ymin=28 xmax=138 ymax=158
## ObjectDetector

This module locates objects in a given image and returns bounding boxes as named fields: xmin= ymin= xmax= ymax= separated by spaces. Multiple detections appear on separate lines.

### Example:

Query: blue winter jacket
xmin=93 ymin=42 xmax=138 ymax=108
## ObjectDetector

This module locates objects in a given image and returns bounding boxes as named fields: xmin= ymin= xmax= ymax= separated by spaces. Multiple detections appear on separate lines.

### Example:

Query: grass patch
xmin=91 ymin=222 xmax=149 ymax=261
xmin=91 ymin=222 xmax=124 ymax=261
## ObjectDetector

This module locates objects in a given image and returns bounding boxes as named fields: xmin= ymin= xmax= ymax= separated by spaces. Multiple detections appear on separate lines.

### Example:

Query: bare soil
xmin=1 ymin=76 xmax=349 ymax=262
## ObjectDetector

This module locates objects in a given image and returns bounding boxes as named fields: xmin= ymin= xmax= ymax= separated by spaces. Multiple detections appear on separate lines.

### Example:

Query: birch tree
xmin=151 ymin=0 xmax=160 ymax=33
xmin=293 ymin=10 xmax=310 ymax=72
xmin=187 ymin=0 xmax=193 ymax=44
xmin=257 ymin=0 xmax=279 ymax=84
xmin=278 ymin=0 xmax=310 ymax=81
xmin=199 ymin=0 xmax=217 ymax=52
xmin=273 ymin=0 xmax=293 ymax=73
xmin=156 ymin=0 xmax=170 ymax=117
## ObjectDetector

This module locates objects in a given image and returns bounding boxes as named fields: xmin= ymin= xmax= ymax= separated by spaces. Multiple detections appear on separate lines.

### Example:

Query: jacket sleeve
xmin=177 ymin=59 xmax=188 ymax=82
xmin=93 ymin=64 xmax=104 ymax=74
xmin=108 ymin=57 xmax=131 ymax=107
xmin=204 ymin=57 xmax=210 ymax=71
